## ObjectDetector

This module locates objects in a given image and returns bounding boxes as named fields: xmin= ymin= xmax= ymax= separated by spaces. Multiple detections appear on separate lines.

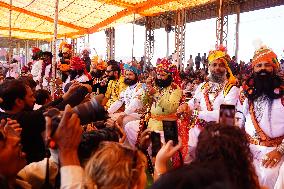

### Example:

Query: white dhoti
xmin=124 ymin=120 xmax=165 ymax=148
xmin=275 ymin=163 xmax=284 ymax=189
xmin=250 ymin=144 xmax=284 ymax=189
xmin=109 ymin=113 xmax=141 ymax=128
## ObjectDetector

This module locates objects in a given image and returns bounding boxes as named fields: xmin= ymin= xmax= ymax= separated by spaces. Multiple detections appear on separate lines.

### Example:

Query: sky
xmin=79 ymin=5 xmax=284 ymax=65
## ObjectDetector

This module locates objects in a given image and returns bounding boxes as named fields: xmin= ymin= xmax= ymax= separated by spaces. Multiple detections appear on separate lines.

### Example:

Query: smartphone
xmin=151 ymin=132 xmax=161 ymax=157
xmin=219 ymin=104 xmax=236 ymax=127
xmin=162 ymin=120 xmax=178 ymax=146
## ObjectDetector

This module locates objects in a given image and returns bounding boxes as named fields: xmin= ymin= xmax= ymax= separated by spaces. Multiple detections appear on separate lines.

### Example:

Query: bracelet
xmin=193 ymin=110 xmax=199 ymax=116
xmin=276 ymin=143 xmax=284 ymax=155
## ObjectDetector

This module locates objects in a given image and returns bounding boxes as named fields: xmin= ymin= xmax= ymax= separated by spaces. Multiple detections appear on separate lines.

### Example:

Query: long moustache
xmin=245 ymin=72 xmax=283 ymax=100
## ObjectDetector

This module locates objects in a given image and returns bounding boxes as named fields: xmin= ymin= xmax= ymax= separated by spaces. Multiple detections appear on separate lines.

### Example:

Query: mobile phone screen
xmin=151 ymin=132 xmax=161 ymax=157
xmin=162 ymin=120 xmax=178 ymax=146
xmin=219 ymin=104 xmax=236 ymax=127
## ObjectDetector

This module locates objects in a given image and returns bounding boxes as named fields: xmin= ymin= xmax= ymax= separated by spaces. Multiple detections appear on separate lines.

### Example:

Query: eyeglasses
xmin=105 ymin=70 xmax=113 ymax=73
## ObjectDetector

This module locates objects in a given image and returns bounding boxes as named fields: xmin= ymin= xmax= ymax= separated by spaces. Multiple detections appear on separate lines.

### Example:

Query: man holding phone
xmin=177 ymin=46 xmax=239 ymax=154
xmin=236 ymin=46 xmax=284 ymax=189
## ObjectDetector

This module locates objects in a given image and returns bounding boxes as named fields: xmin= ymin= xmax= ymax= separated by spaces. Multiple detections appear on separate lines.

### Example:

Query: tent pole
xmin=51 ymin=0 xmax=59 ymax=99
xmin=8 ymin=0 xmax=12 ymax=77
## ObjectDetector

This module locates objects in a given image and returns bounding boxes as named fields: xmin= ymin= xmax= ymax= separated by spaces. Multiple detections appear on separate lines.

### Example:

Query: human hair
xmin=84 ymin=142 xmax=146 ymax=189
xmin=195 ymin=123 xmax=260 ymax=189
xmin=151 ymin=161 xmax=236 ymax=189
xmin=18 ymin=76 xmax=37 ymax=91
xmin=78 ymin=127 xmax=120 ymax=165
xmin=107 ymin=60 xmax=121 ymax=76
xmin=34 ymin=89 xmax=50 ymax=105
xmin=42 ymin=51 xmax=53 ymax=59
xmin=0 ymin=80 xmax=27 ymax=111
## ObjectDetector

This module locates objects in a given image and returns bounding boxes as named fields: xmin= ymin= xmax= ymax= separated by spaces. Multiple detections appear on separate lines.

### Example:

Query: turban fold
xmin=124 ymin=61 xmax=141 ymax=75
xmin=208 ymin=45 xmax=236 ymax=84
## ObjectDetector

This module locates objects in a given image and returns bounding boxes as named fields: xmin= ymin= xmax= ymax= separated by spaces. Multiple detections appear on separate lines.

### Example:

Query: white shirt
xmin=187 ymin=58 xmax=194 ymax=68
xmin=188 ymin=81 xmax=240 ymax=122
xmin=236 ymin=96 xmax=284 ymax=139
xmin=31 ymin=60 xmax=43 ymax=81
xmin=108 ymin=83 xmax=143 ymax=115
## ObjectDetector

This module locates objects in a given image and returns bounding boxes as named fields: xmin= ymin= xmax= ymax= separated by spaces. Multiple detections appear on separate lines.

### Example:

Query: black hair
xmin=4 ymin=77 xmax=15 ymax=80
xmin=18 ymin=76 xmax=37 ymax=90
xmin=42 ymin=51 xmax=53 ymax=59
xmin=195 ymin=123 xmax=260 ymax=189
xmin=107 ymin=60 xmax=121 ymax=76
xmin=35 ymin=89 xmax=50 ymax=105
xmin=78 ymin=127 xmax=120 ymax=165
xmin=0 ymin=80 xmax=27 ymax=111
xmin=151 ymin=161 xmax=236 ymax=189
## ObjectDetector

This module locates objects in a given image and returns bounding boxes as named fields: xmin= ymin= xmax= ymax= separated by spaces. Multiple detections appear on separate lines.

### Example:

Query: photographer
xmin=0 ymin=79 xmax=90 ymax=163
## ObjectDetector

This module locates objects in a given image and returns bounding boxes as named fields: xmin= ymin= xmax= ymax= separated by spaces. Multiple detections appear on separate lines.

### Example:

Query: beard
xmin=155 ymin=75 xmax=173 ymax=88
xmin=108 ymin=75 xmax=115 ymax=81
xmin=23 ymin=103 xmax=34 ymax=111
xmin=209 ymin=71 xmax=226 ymax=84
xmin=124 ymin=77 xmax=138 ymax=86
xmin=246 ymin=70 xmax=283 ymax=101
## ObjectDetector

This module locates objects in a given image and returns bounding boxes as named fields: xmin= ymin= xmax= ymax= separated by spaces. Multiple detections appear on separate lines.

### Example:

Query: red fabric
xmin=70 ymin=56 xmax=86 ymax=70
xmin=172 ymin=96 xmax=189 ymax=168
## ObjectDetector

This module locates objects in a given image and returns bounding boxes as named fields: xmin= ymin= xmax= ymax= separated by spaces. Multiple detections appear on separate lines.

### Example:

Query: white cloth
xmin=124 ymin=120 xmax=165 ymax=147
xmin=1 ymin=62 xmax=19 ymax=78
xmin=275 ymin=163 xmax=284 ymax=189
xmin=60 ymin=165 xmax=84 ymax=189
xmin=63 ymin=74 xmax=90 ymax=90
xmin=187 ymin=81 xmax=239 ymax=147
xmin=31 ymin=60 xmax=43 ymax=82
xmin=108 ymin=83 xmax=143 ymax=116
xmin=40 ymin=64 xmax=52 ymax=87
xmin=236 ymin=97 xmax=284 ymax=189
xmin=186 ymin=58 xmax=194 ymax=69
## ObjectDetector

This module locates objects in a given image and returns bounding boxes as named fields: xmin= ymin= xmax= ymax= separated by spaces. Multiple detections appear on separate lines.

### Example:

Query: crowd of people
xmin=0 ymin=41 xmax=284 ymax=189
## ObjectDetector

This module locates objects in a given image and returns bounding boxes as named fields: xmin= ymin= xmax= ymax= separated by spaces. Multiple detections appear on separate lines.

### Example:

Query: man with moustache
xmin=236 ymin=46 xmax=284 ymax=189
xmin=177 ymin=46 xmax=239 ymax=157
xmin=101 ymin=60 xmax=127 ymax=109
xmin=124 ymin=58 xmax=182 ymax=147
xmin=108 ymin=61 xmax=144 ymax=127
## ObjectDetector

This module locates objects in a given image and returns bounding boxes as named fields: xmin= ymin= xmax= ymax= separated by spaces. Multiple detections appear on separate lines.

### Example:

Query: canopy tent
xmin=0 ymin=0 xmax=212 ymax=40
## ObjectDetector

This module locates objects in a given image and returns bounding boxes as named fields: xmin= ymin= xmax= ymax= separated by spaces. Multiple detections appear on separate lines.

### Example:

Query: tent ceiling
xmin=0 ymin=0 xmax=213 ymax=40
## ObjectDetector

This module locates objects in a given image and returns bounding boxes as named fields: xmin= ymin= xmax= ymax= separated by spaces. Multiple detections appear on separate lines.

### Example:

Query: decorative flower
xmin=248 ymin=88 xmax=254 ymax=95
xmin=274 ymin=88 xmax=280 ymax=94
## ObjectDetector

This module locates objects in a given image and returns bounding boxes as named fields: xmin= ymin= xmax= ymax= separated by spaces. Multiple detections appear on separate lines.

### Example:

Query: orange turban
xmin=252 ymin=46 xmax=280 ymax=71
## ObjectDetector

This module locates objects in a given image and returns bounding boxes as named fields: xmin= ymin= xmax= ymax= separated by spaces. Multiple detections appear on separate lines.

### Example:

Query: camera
xmin=44 ymin=98 xmax=108 ymax=137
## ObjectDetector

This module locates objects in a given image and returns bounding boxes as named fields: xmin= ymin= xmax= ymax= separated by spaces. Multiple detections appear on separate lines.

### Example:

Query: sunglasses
xmin=105 ymin=70 xmax=113 ymax=73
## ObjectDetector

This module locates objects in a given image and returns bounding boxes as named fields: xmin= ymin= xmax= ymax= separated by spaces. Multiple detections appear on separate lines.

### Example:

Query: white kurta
xmin=1 ymin=62 xmax=19 ymax=78
xmin=187 ymin=81 xmax=239 ymax=148
xmin=108 ymin=83 xmax=144 ymax=121
xmin=31 ymin=60 xmax=43 ymax=82
xmin=236 ymin=96 xmax=284 ymax=189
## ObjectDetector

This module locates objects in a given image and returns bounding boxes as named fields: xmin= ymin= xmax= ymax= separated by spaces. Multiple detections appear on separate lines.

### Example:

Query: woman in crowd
xmin=152 ymin=124 xmax=261 ymax=189
xmin=84 ymin=142 xmax=147 ymax=189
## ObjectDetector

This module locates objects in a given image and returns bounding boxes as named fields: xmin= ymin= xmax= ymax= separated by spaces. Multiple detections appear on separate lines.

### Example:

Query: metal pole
xmin=235 ymin=4 xmax=240 ymax=62
xmin=8 ymin=0 xmax=12 ymax=77
xmin=25 ymin=40 xmax=28 ymax=65
xmin=51 ymin=0 xmax=59 ymax=99
xmin=166 ymin=32 xmax=169 ymax=57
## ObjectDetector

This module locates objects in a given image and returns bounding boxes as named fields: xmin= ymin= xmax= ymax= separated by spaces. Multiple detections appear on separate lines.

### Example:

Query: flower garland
xmin=249 ymin=101 xmax=268 ymax=141
xmin=203 ymin=82 xmax=224 ymax=111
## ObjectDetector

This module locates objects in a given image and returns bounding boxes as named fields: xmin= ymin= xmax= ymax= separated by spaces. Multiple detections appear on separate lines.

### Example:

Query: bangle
xmin=193 ymin=110 xmax=199 ymax=116
xmin=276 ymin=143 xmax=284 ymax=155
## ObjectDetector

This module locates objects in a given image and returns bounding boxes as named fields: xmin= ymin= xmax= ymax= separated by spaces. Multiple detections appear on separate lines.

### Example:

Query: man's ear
xmin=15 ymin=98 xmax=24 ymax=108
